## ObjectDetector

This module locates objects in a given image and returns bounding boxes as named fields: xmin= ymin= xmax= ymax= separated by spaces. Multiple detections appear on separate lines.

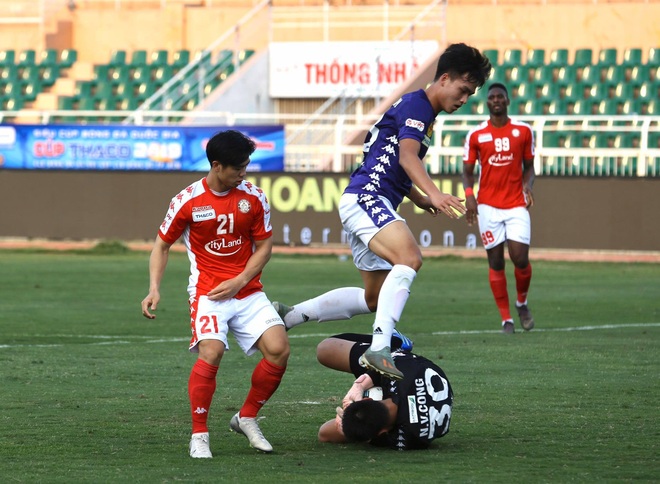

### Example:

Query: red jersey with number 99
xmin=463 ymin=119 xmax=535 ymax=209
xmin=158 ymin=177 xmax=272 ymax=299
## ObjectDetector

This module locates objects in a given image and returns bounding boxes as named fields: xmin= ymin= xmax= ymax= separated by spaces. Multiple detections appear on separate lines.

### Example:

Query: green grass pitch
xmin=0 ymin=249 xmax=658 ymax=482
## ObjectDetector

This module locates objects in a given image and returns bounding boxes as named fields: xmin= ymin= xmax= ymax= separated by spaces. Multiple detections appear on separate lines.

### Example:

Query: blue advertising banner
xmin=0 ymin=124 xmax=285 ymax=172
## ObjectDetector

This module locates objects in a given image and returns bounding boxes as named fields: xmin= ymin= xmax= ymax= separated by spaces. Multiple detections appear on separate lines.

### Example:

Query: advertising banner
xmin=269 ymin=41 xmax=439 ymax=98
xmin=0 ymin=124 xmax=285 ymax=172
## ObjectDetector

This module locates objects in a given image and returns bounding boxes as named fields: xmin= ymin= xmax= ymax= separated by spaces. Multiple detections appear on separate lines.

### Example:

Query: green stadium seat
xmin=109 ymin=65 xmax=131 ymax=85
xmin=548 ymin=49 xmax=569 ymax=66
xmin=538 ymin=82 xmax=559 ymax=101
xmin=547 ymin=98 xmax=567 ymax=115
xmin=597 ymin=48 xmax=617 ymax=66
xmin=642 ymin=98 xmax=657 ymax=115
xmin=118 ymin=97 xmax=139 ymax=110
xmin=75 ymin=80 xmax=95 ymax=98
xmin=129 ymin=50 xmax=148 ymax=67
xmin=58 ymin=49 xmax=77 ymax=68
xmin=483 ymin=49 xmax=498 ymax=65
xmin=172 ymin=49 xmax=190 ymax=69
xmin=0 ymin=49 xmax=15 ymax=66
xmin=39 ymin=65 xmax=60 ymax=87
xmin=622 ymin=99 xmax=642 ymax=115
xmin=555 ymin=65 xmax=577 ymax=84
xmin=153 ymin=65 xmax=172 ymax=88
xmin=587 ymin=83 xmax=610 ymax=102
xmin=573 ymin=48 xmax=593 ymax=66
xmin=17 ymin=49 xmax=36 ymax=66
xmin=578 ymin=64 xmax=599 ymax=84
xmin=648 ymin=47 xmax=660 ymax=66
xmin=131 ymin=65 xmax=152 ymax=83
xmin=508 ymin=66 xmax=528 ymax=84
xmin=648 ymin=132 xmax=660 ymax=149
xmin=622 ymin=48 xmax=642 ymax=66
xmin=531 ymin=65 xmax=555 ymax=85
xmin=603 ymin=65 xmax=625 ymax=84
xmin=572 ymin=99 xmax=598 ymax=115
xmin=109 ymin=50 xmax=127 ymax=66
xmin=501 ymin=49 xmax=522 ymax=66
xmin=39 ymin=49 xmax=58 ymax=67
xmin=598 ymin=99 xmax=624 ymax=115
xmin=562 ymin=82 xmax=586 ymax=102
xmin=94 ymin=64 xmax=111 ymax=82
xmin=150 ymin=50 xmax=169 ymax=67
xmin=2 ymin=96 xmax=25 ymax=111
xmin=526 ymin=49 xmax=545 ymax=67
xmin=515 ymin=82 xmax=536 ymax=100
xmin=628 ymin=65 xmax=650 ymax=84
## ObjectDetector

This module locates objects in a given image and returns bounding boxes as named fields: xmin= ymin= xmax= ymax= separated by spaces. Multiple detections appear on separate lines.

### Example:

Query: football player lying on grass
xmin=316 ymin=332 xmax=453 ymax=450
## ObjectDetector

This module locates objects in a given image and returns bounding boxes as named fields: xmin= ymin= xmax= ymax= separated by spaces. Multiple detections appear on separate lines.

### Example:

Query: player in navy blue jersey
xmin=274 ymin=43 xmax=492 ymax=379
xmin=316 ymin=333 xmax=453 ymax=450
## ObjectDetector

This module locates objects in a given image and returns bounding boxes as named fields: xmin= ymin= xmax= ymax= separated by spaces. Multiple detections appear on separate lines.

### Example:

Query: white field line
xmin=1 ymin=323 xmax=658 ymax=350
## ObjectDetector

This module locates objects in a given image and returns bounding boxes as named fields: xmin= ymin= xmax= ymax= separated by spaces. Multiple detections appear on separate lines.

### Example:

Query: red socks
xmin=489 ymin=268 xmax=512 ymax=321
xmin=515 ymin=264 xmax=532 ymax=304
xmin=188 ymin=359 xmax=218 ymax=434
xmin=239 ymin=358 xmax=286 ymax=419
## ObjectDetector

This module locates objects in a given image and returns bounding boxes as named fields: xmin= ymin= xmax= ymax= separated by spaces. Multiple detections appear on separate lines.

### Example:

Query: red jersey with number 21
xmin=463 ymin=119 xmax=535 ymax=209
xmin=158 ymin=177 xmax=272 ymax=300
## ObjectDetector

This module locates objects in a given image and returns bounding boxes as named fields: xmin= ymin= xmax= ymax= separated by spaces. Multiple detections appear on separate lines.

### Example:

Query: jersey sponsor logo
xmin=478 ymin=133 xmax=493 ymax=143
xmin=193 ymin=407 xmax=208 ymax=414
xmin=238 ymin=199 xmax=251 ymax=213
xmin=192 ymin=207 xmax=216 ymax=222
xmin=204 ymin=237 xmax=244 ymax=256
xmin=487 ymin=152 xmax=515 ymax=166
xmin=407 ymin=395 xmax=419 ymax=423
xmin=405 ymin=118 xmax=425 ymax=132
xmin=512 ymin=128 xmax=520 ymax=137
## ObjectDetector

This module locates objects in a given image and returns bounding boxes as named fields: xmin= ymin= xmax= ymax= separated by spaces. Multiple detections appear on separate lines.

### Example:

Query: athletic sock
xmin=284 ymin=287 xmax=370 ymax=329
xmin=240 ymin=358 xmax=286 ymax=418
xmin=371 ymin=264 xmax=417 ymax=351
xmin=188 ymin=359 xmax=218 ymax=434
xmin=514 ymin=264 xmax=532 ymax=305
xmin=489 ymin=268 xmax=512 ymax=322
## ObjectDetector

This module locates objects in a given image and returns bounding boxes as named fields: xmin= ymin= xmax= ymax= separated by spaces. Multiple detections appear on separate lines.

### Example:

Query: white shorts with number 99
xmin=188 ymin=292 xmax=284 ymax=356
xmin=477 ymin=204 xmax=531 ymax=250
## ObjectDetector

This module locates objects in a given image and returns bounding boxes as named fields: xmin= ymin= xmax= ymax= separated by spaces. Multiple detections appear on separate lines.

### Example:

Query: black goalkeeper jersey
xmin=344 ymin=336 xmax=453 ymax=451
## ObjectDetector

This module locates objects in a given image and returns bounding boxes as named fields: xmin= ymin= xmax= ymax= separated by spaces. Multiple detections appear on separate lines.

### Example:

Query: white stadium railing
xmin=2 ymin=110 xmax=658 ymax=176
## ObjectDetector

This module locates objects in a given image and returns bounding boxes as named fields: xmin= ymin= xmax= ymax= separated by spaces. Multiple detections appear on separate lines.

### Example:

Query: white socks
xmin=371 ymin=264 xmax=417 ymax=351
xmin=283 ymin=287 xmax=371 ymax=329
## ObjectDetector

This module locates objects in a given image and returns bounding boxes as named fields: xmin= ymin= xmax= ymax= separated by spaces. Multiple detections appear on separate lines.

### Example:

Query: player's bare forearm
xmin=207 ymin=237 xmax=273 ymax=300
xmin=142 ymin=236 xmax=171 ymax=319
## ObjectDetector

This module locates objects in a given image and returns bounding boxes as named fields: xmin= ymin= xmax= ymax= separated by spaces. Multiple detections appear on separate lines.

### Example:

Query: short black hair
xmin=434 ymin=43 xmax=492 ymax=87
xmin=342 ymin=399 xmax=390 ymax=442
xmin=488 ymin=82 xmax=509 ymax=97
xmin=205 ymin=130 xmax=256 ymax=168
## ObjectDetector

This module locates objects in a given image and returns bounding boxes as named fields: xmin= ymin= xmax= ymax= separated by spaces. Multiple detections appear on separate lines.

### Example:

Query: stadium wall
xmin=1 ymin=3 xmax=658 ymax=63
xmin=1 ymin=170 xmax=658 ymax=252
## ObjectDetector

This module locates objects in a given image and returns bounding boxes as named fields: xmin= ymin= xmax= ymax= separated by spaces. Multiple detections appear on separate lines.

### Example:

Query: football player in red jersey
xmin=462 ymin=83 xmax=536 ymax=334
xmin=141 ymin=130 xmax=289 ymax=457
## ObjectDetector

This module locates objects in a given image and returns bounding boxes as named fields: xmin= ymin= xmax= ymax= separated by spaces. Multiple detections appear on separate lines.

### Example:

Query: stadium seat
xmin=578 ymin=64 xmax=599 ymax=85
xmin=129 ymin=50 xmax=148 ymax=68
xmin=648 ymin=48 xmax=660 ymax=66
xmin=603 ymin=65 xmax=624 ymax=84
xmin=626 ymin=64 xmax=649 ymax=84
xmin=548 ymin=48 xmax=569 ymax=66
xmin=573 ymin=48 xmax=593 ymax=66
xmin=150 ymin=50 xmax=169 ymax=67
xmin=622 ymin=48 xmax=642 ymax=66
xmin=526 ymin=49 xmax=545 ymax=67
xmin=109 ymin=50 xmax=127 ymax=66
xmin=597 ymin=48 xmax=618 ymax=66
xmin=17 ymin=49 xmax=36 ymax=66
xmin=483 ymin=49 xmax=498 ymax=65
xmin=563 ymin=82 xmax=586 ymax=102
xmin=572 ymin=99 xmax=598 ymax=115
xmin=502 ymin=49 xmax=522 ymax=66
xmin=555 ymin=65 xmax=577 ymax=85
xmin=40 ymin=65 xmax=60 ymax=87
xmin=598 ymin=99 xmax=624 ymax=115
xmin=538 ymin=82 xmax=559 ymax=101
xmin=530 ymin=65 xmax=554 ymax=84
xmin=547 ymin=98 xmax=567 ymax=115
xmin=508 ymin=66 xmax=528 ymax=84
xmin=39 ymin=49 xmax=58 ymax=67
xmin=172 ymin=49 xmax=191 ymax=68
xmin=0 ymin=49 xmax=15 ymax=66
xmin=58 ymin=49 xmax=77 ymax=68
xmin=622 ymin=99 xmax=642 ymax=115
